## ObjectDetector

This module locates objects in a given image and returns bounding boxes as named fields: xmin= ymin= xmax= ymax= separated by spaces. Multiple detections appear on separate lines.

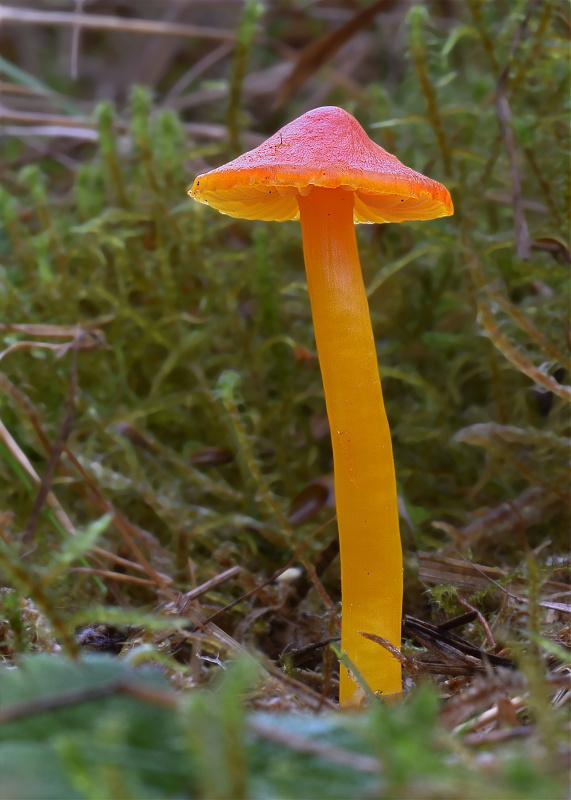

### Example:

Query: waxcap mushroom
xmin=188 ymin=106 xmax=454 ymax=705
xmin=190 ymin=106 xmax=453 ymax=224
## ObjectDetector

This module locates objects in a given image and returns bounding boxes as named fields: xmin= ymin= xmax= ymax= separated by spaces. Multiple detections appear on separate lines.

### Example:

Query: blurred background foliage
xmin=0 ymin=1 xmax=569 ymax=797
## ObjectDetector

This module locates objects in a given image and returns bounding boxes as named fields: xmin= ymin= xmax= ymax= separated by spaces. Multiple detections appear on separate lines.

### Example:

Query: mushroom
xmin=189 ymin=106 xmax=453 ymax=705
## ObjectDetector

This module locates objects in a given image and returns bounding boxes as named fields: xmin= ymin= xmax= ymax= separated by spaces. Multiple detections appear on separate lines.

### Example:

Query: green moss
xmin=0 ymin=4 xmax=569 ymax=794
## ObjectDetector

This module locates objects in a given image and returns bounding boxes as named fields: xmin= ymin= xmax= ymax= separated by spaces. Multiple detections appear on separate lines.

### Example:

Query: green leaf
xmin=45 ymin=514 xmax=113 ymax=581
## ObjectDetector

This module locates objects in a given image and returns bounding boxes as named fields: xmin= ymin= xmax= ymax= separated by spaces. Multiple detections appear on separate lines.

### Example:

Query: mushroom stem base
xmin=298 ymin=187 xmax=403 ymax=706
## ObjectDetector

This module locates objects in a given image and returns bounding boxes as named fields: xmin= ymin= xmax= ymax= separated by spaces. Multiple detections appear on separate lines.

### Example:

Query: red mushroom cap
xmin=189 ymin=106 xmax=453 ymax=224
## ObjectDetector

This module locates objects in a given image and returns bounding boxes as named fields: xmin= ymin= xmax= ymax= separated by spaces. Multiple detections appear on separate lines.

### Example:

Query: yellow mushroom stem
xmin=297 ymin=186 xmax=402 ymax=705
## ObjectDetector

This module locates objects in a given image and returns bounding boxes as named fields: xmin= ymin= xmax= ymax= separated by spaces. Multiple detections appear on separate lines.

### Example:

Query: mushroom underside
xmin=192 ymin=184 xmax=451 ymax=223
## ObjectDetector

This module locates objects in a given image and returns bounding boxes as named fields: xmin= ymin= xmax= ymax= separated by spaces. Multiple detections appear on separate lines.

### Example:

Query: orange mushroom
xmin=189 ymin=106 xmax=453 ymax=705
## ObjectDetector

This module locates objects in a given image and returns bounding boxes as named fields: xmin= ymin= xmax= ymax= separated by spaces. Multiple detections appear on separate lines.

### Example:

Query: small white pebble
xmin=275 ymin=567 xmax=303 ymax=584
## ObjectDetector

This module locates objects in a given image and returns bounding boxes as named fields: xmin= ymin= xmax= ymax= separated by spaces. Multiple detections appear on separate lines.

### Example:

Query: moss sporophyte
xmin=189 ymin=106 xmax=453 ymax=706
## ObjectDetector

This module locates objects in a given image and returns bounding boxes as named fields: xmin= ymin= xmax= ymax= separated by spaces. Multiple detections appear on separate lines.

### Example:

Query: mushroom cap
xmin=189 ymin=106 xmax=453 ymax=224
